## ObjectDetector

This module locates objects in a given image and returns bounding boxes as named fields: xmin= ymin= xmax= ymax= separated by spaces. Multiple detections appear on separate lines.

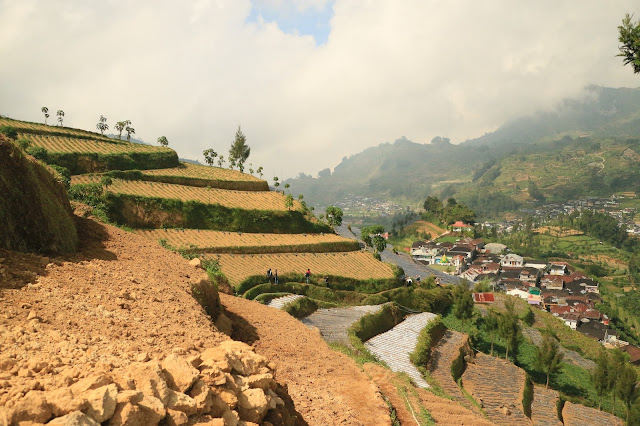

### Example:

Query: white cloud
xmin=0 ymin=0 xmax=638 ymax=179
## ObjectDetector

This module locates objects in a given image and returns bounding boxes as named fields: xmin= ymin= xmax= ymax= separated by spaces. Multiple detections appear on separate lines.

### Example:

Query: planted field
xmin=534 ymin=226 xmax=583 ymax=237
xmin=212 ymin=251 xmax=395 ymax=285
xmin=71 ymin=176 xmax=301 ymax=211
xmin=143 ymin=162 xmax=265 ymax=184
xmin=136 ymin=229 xmax=359 ymax=253
xmin=23 ymin=133 xmax=171 ymax=155
xmin=0 ymin=117 xmax=111 ymax=140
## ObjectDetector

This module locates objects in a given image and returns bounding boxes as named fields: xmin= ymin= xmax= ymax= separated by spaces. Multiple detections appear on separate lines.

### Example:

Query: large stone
xmin=137 ymin=394 xmax=166 ymax=423
xmin=161 ymin=354 xmax=200 ymax=393
xmin=189 ymin=258 xmax=202 ymax=268
xmin=46 ymin=388 xmax=89 ymax=417
xmin=166 ymin=389 xmax=197 ymax=416
xmin=48 ymin=411 xmax=100 ymax=425
xmin=108 ymin=403 xmax=146 ymax=426
xmin=189 ymin=379 xmax=215 ymax=414
xmin=246 ymin=373 xmax=274 ymax=391
xmin=165 ymin=409 xmax=188 ymax=426
xmin=236 ymin=388 xmax=269 ymax=424
xmin=11 ymin=390 xmax=52 ymax=423
xmin=126 ymin=361 xmax=171 ymax=405
xmin=83 ymin=383 xmax=118 ymax=422
xmin=115 ymin=390 xmax=144 ymax=405
xmin=222 ymin=410 xmax=240 ymax=426
xmin=200 ymin=348 xmax=231 ymax=373
xmin=70 ymin=375 xmax=112 ymax=395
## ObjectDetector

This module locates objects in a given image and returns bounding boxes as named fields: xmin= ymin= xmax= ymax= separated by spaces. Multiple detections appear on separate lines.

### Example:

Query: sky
xmin=1 ymin=0 xmax=639 ymax=180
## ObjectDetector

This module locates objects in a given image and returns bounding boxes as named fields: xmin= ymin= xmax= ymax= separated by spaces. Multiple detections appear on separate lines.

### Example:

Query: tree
xmin=157 ymin=136 xmax=169 ymax=147
xmin=203 ymin=149 xmax=218 ymax=166
xmin=616 ymin=362 xmax=639 ymax=424
xmin=284 ymin=183 xmax=290 ymax=193
xmin=593 ymin=351 xmax=611 ymax=410
xmin=499 ymin=298 xmax=521 ymax=361
xmin=256 ymin=166 xmax=263 ymax=178
xmin=273 ymin=176 xmax=280 ymax=190
xmin=217 ymin=155 xmax=225 ymax=168
xmin=609 ymin=349 xmax=628 ymax=414
xmin=125 ymin=124 xmax=135 ymax=142
xmin=298 ymin=194 xmax=304 ymax=201
xmin=325 ymin=206 xmax=344 ymax=227
xmin=228 ymin=125 xmax=250 ymax=171
xmin=56 ymin=110 xmax=64 ymax=126
xmin=618 ymin=13 xmax=640 ymax=74
xmin=484 ymin=308 xmax=500 ymax=356
xmin=115 ymin=120 xmax=130 ymax=140
xmin=318 ymin=168 xmax=331 ymax=178
xmin=423 ymin=195 xmax=442 ymax=214
xmin=453 ymin=283 xmax=474 ymax=327
xmin=535 ymin=335 xmax=564 ymax=388
xmin=96 ymin=115 xmax=109 ymax=135
xmin=41 ymin=107 xmax=49 ymax=125
xmin=284 ymin=194 xmax=294 ymax=210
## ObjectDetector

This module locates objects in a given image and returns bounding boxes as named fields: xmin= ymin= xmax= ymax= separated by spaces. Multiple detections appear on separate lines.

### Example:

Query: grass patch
xmin=282 ymin=297 xmax=318 ymax=318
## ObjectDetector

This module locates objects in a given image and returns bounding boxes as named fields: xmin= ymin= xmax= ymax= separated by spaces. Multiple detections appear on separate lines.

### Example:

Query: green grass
xmin=435 ymin=235 xmax=459 ymax=243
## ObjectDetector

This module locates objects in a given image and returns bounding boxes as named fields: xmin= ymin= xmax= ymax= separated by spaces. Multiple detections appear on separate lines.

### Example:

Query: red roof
xmin=550 ymin=305 xmax=572 ymax=315
xmin=472 ymin=292 xmax=495 ymax=303
xmin=452 ymin=221 xmax=473 ymax=228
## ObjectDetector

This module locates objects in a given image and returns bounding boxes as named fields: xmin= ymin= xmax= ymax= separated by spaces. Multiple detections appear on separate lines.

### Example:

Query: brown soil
xmin=222 ymin=294 xmax=391 ymax=425
xmin=364 ymin=363 xmax=493 ymax=426
xmin=0 ymin=213 xmax=392 ymax=424
xmin=408 ymin=221 xmax=447 ymax=237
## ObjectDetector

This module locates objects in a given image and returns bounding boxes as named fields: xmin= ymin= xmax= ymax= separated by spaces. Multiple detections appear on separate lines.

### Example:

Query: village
xmin=410 ymin=230 xmax=640 ymax=366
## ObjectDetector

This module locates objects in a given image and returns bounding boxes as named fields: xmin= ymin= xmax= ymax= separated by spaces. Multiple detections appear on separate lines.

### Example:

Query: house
xmin=450 ymin=221 xmax=474 ymax=233
xmin=519 ymin=268 xmax=540 ymax=284
xmin=622 ymin=345 xmax=640 ymax=366
xmin=507 ymin=288 xmax=529 ymax=300
xmin=549 ymin=262 xmax=569 ymax=276
xmin=561 ymin=312 xmax=581 ymax=330
xmin=500 ymin=253 xmax=524 ymax=267
xmin=528 ymin=287 xmax=543 ymax=305
xmin=411 ymin=246 xmax=442 ymax=264
xmin=524 ymin=259 xmax=548 ymax=270
xmin=578 ymin=320 xmax=617 ymax=343
xmin=541 ymin=275 xmax=564 ymax=290
xmin=574 ymin=278 xmax=600 ymax=294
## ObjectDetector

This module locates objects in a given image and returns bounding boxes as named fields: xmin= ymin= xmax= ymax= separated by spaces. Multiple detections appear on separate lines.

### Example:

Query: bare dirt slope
xmin=0 ymin=215 xmax=391 ymax=425
xmin=222 ymin=294 xmax=391 ymax=426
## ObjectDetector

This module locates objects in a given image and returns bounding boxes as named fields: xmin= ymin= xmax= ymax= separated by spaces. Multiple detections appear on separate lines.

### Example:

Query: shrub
xmin=17 ymin=138 xmax=31 ymax=150
xmin=362 ymin=294 xmax=389 ymax=305
xmin=283 ymin=297 xmax=318 ymax=318
xmin=26 ymin=146 xmax=49 ymax=161
xmin=48 ymin=165 xmax=71 ymax=189
xmin=522 ymin=374 xmax=533 ymax=418
xmin=0 ymin=126 xmax=17 ymax=139
xmin=409 ymin=316 xmax=446 ymax=368
xmin=350 ymin=304 xmax=404 ymax=342
xmin=373 ymin=252 xmax=382 ymax=261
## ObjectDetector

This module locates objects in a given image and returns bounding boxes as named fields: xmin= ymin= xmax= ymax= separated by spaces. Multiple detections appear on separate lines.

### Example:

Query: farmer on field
xmin=305 ymin=268 xmax=311 ymax=284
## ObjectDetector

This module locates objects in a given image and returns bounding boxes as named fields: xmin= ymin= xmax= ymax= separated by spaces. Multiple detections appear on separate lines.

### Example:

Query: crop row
xmin=71 ymin=176 xmax=302 ymax=211
xmin=137 ymin=229 xmax=359 ymax=253
xmin=211 ymin=251 xmax=395 ymax=285
xmin=23 ymin=133 xmax=169 ymax=154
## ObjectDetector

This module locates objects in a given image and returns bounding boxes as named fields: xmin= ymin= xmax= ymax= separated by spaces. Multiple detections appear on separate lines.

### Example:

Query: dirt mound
xmin=222 ymin=294 xmax=390 ymax=425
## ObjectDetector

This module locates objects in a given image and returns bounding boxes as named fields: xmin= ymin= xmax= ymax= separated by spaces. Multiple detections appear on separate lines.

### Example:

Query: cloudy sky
xmin=1 ymin=1 xmax=639 ymax=179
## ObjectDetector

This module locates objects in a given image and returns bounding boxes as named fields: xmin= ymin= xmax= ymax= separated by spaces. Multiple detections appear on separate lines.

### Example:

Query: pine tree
xmin=228 ymin=125 xmax=250 ymax=171
xmin=535 ymin=334 xmax=564 ymax=388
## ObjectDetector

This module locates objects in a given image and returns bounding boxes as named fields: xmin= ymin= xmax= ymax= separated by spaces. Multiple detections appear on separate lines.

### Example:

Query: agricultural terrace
xmin=22 ymin=133 xmax=171 ymax=155
xmin=137 ymin=229 xmax=359 ymax=254
xmin=143 ymin=162 xmax=265 ymax=184
xmin=71 ymin=176 xmax=302 ymax=211
xmin=0 ymin=117 xmax=111 ymax=140
xmin=534 ymin=226 xmax=583 ymax=238
xmin=212 ymin=251 xmax=395 ymax=286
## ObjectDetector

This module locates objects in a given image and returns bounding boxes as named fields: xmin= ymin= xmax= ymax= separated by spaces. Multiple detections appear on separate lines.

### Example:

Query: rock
xmin=137 ymin=394 xmax=166 ymax=423
xmin=115 ymin=390 xmax=143 ymax=405
xmin=165 ymin=409 xmax=188 ymax=426
xmin=46 ymin=388 xmax=89 ymax=417
xmin=27 ymin=311 xmax=41 ymax=322
xmin=215 ymin=389 xmax=238 ymax=410
xmin=126 ymin=361 xmax=171 ymax=405
xmin=161 ymin=354 xmax=200 ymax=393
xmin=136 ymin=353 xmax=150 ymax=363
xmin=166 ymin=389 xmax=197 ymax=416
xmin=0 ymin=358 xmax=17 ymax=371
xmin=222 ymin=410 xmax=240 ymax=426
xmin=214 ymin=314 xmax=233 ymax=336
xmin=464 ymin=355 xmax=473 ymax=363
xmin=82 ymin=383 xmax=118 ymax=422
xmin=236 ymin=388 xmax=269 ymax=424
xmin=70 ymin=375 xmax=112 ymax=395
xmin=11 ymin=390 xmax=52 ymax=423
xmin=48 ymin=410 xmax=100 ymax=425
xmin=501 ymin=406 xmax=511 ymax=416
xmin=189 ymin=379 xmax=215 ymax=415
xmin=108 ymin=403 xmax=145 ymax=426
xmin=189 ymin=258 xmax=202 ymax=269
xmin=246 ymin=373 xmax=274 ymax=391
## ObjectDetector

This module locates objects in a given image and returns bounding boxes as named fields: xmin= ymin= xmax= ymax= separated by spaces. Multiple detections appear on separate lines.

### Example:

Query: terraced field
xmin=212 ymin=251 xmax=395 ymax=285
xmin=23 ymin=133 xmax=169 ymax=154
xmin=136 ymin=229 xmax=359 ymax=253
xmin=531 ymin=386 xmax=561 ymax=426
xmin=562 ymin=401 xmax=623 ymax=426
xmin=143 ymin=162 xmax=265 ymax=183
xmin=71 ymin=176 xmax=301 ymax=211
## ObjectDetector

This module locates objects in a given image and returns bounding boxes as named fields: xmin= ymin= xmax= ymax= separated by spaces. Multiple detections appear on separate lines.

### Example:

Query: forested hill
xmin=286 ymin=85 xmax=640 ymax=218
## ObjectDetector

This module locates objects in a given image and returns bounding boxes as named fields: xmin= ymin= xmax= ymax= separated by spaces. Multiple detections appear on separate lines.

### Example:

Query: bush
xmin=0 ymin=126 xmax=17 ymax=139
xmin=17 ymin=138 xmax=31 ymax=150
xmin=350 ymin=304 xmax=404 ymax=342
xmin=26 ymin=146 xmax=49 ymax=161
xmin=236 ymin=272 xmax=400 ymax=295
xmin=283 ymin=297 xmax=318 ymax=318
xmin=409 ymin=316 xmax=446 ymax=368
xmin=48 ymin=164 xmax=71 ymax=189
xmin=373 ymin=252 xmax=381 ymax=261
xmin=522 ymin=374 xmax=533 ymax=418
xmin=362 ymin=294 xmax=389 ymax=305
xmin=381 ymin=286 xmax=453 ymax=313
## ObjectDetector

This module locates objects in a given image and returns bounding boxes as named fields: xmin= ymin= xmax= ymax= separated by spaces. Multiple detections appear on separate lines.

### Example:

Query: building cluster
xmin=411 ymin=237 xmax=640 ymax=362
xmin=330 ymin=194 xmax=404 ymax=217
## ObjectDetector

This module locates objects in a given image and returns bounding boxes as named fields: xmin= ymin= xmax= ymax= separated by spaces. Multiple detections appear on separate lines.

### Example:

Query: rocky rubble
xmin=0 ymin=341 xmax=296 ymax=425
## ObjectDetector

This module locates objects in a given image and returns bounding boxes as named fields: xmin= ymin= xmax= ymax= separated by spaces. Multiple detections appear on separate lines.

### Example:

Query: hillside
xmin=286 ymin=85 xmax=640 ymax=219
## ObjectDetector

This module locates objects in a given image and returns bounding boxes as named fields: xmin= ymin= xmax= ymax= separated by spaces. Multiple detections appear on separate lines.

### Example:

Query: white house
xmin=500 ymin=253 xmax=524 ymax=267
xmin=506 ymin=288 xmax=529 ymax=300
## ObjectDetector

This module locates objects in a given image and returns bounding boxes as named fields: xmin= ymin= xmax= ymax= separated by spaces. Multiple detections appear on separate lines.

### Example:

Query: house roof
xmin=578 ymin=321 xmax=612 ymax=341
xmin=411 ymin=240 xmax=427 ymax=249
xmin=622 ymin=345 xmax=640 ymax=364
xmin=452 ymin=221 xmax=473 ymax=228
xmin=473 ymin=293 xmax=495 ymax=303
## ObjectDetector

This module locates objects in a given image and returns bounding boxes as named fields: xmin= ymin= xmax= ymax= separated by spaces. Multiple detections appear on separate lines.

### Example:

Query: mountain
xmin=286 ymin=85 xmax=640 ymax=218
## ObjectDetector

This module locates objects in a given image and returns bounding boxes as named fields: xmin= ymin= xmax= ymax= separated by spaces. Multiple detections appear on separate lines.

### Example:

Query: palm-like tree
xmin=96 ymin=115 xmax=109 ymax=135
xmin=115 ymin=120 xmax=131 ymax=140
xmin=56 ymin=110 xmax=64 ymax=126
xmin=125 ymin=125 xmax=135 ymax=142
xmin=41 ymin=107 xmax=49 ymax=125
xmin=217 ymin=155 xmax=225 ymax=168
